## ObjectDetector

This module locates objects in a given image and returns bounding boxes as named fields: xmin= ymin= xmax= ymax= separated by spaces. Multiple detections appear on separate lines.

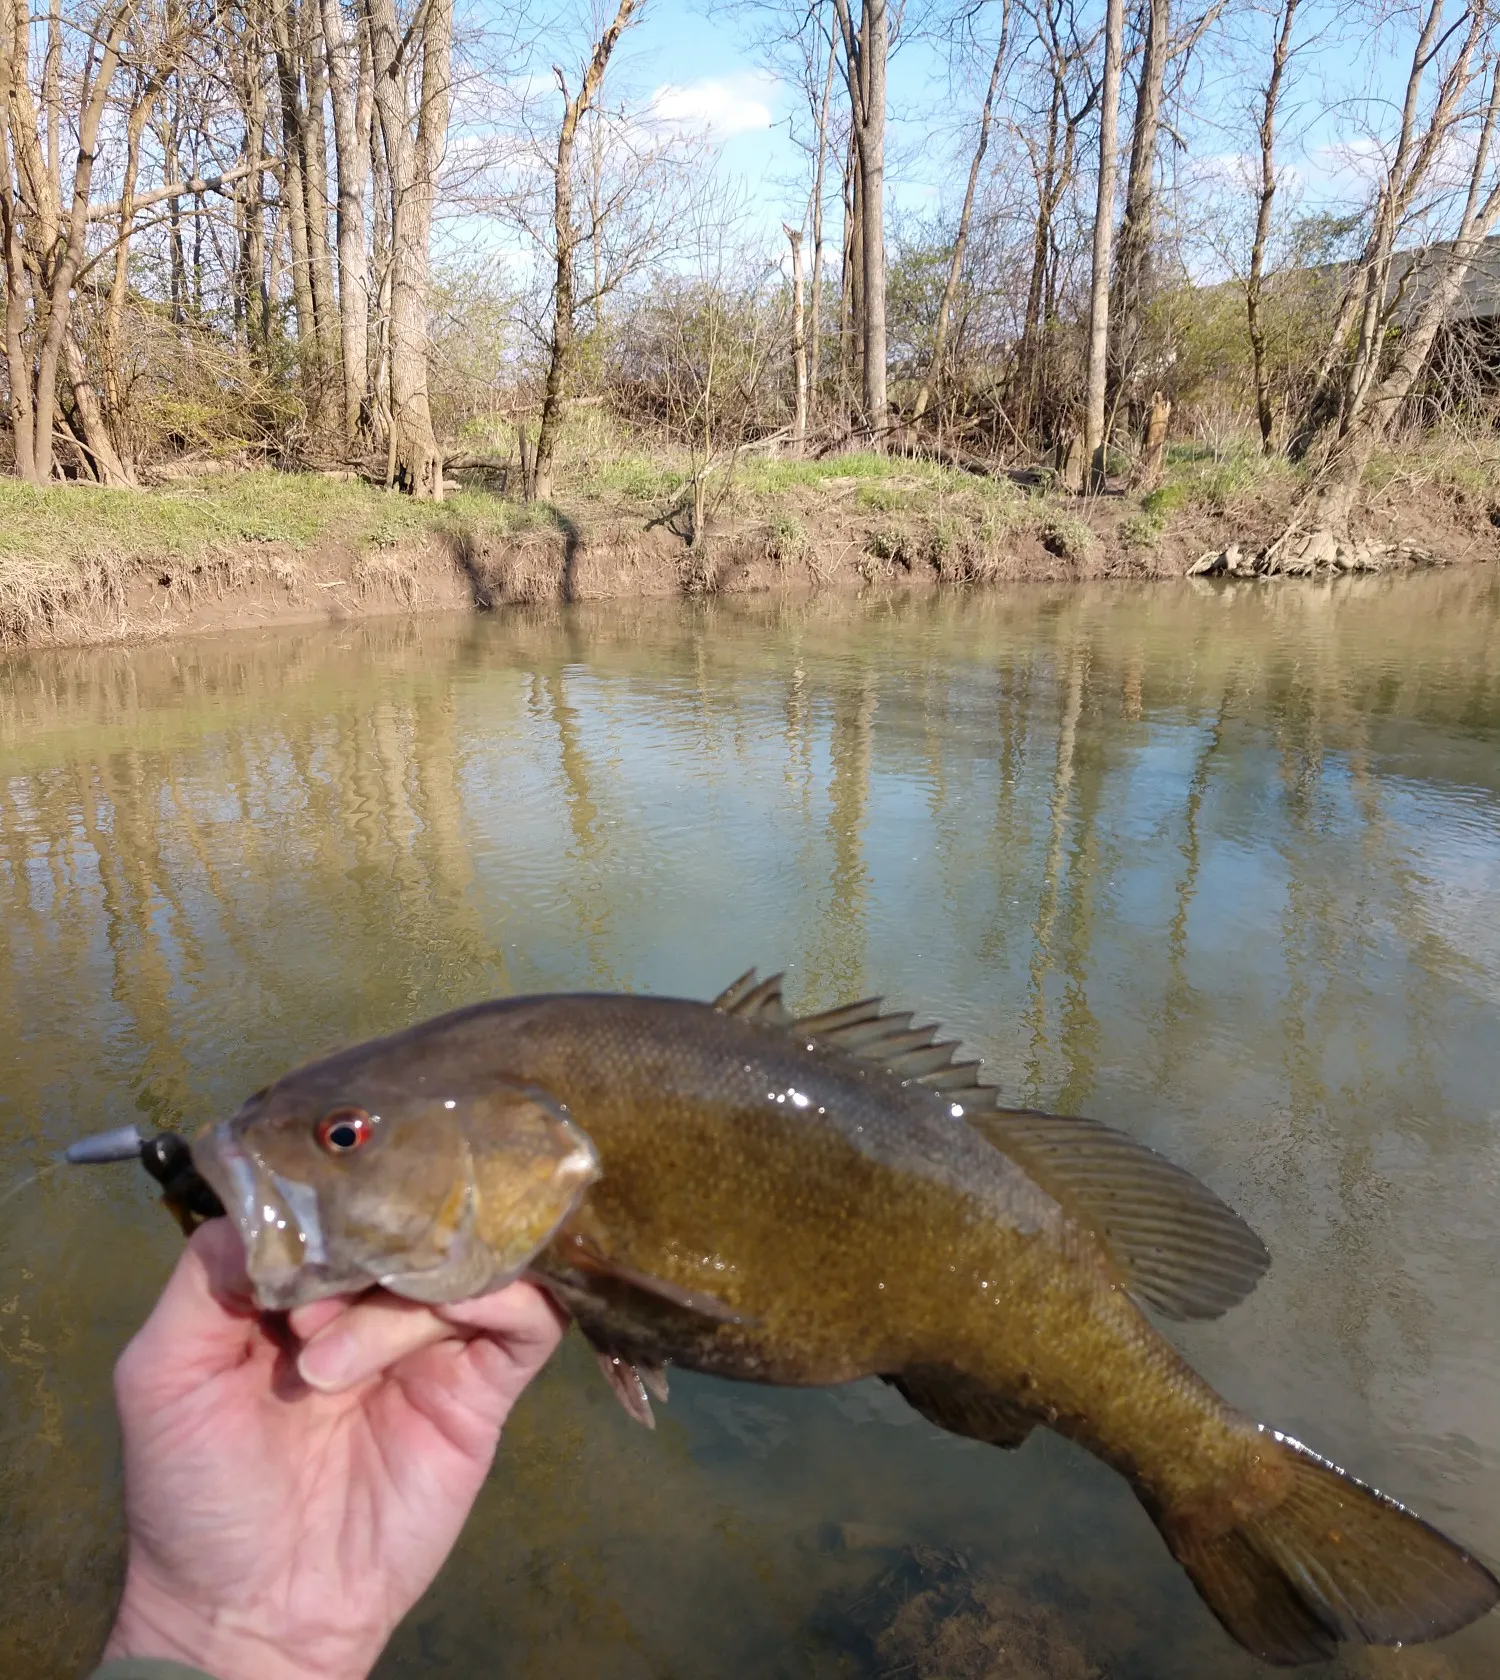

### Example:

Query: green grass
xmin=0 ymin=471 xmax=539 ymax=573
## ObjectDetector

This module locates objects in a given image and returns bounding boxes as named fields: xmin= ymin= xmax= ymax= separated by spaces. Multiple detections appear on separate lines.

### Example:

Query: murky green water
xmin=4 ymin=575 xmax=1500 ymax=1678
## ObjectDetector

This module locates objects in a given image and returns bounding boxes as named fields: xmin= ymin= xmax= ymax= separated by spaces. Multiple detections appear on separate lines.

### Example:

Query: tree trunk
xmin=369 ymin=109 xmax=391 ymax=445
xmin=322 ymin=0 xmax=372 ymax=448
xmin=365 ymin=0 xmax=453 ymax=498
xmin=18 ymin=2 xmax=130 ymax=483
xmin=1108 ymin=0 xmax=1169 ymax=412
xmin=1246 ymin=0 xmax=1299 ymax=454
xmin=1083 ymin=0 xmax=1124 ymax=490
xmin=1133 ymin=390 xmax=1169 ymax=489
xmin=0 ymin=2 xmax=33 ymax=483
xmin=301 ymin=0 xmax=339 ymax=428
xmin=273 ymin=2 xmax=319 ymax=394
xmin=531 ymin=0 xmax=642 ymax=502
xmin=858 ymin=0 xmax=888 ymax=446
xmin=807 ymin=26 xmax=836 ymax=431
xmin=786 ymin=223 xmax=807 ymax=452
xmin=839 ymin=127 xmax=862 ymax=425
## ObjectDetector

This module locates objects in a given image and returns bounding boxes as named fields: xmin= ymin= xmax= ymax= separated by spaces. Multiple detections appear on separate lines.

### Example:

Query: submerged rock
xmin=808 ymin=1542 xmax=1101 ymax=1679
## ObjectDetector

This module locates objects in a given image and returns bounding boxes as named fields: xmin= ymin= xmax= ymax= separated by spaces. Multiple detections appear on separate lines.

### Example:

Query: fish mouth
xmin=191 ymin=1123 xmax=370 ymax=1311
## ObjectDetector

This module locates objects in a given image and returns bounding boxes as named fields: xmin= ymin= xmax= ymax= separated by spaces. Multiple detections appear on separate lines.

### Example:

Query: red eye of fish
xmin=317 ymin=1107 xmax=373 ymax=1154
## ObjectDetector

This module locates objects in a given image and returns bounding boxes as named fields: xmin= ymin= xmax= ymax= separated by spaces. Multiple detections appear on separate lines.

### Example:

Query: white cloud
xmin=648 ymin=72 xmax=778 ymax=142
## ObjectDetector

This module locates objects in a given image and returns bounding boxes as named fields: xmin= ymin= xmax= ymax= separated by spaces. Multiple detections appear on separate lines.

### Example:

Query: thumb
xmin=116 ymin=1220 xmax=260 ymax=1408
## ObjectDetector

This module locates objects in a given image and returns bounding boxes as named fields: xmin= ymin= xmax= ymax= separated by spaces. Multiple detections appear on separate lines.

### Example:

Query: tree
xmin=530 ymin=0 xmax=643 ymax=502
xmin=910 ymin=11 xmax=1009 ymax=429
xmin=832 ymin=0 xmax=889 ymax=444
xmin=365 ymin=0 xmax=453 ymax=497
xmin=1244 ymin=0 xmax=1302 ymax=453
xmin=1288 ymin=0 xmax=1500 ymax=544
xmin=1080 ymin=0 xmax=1124 ymax=488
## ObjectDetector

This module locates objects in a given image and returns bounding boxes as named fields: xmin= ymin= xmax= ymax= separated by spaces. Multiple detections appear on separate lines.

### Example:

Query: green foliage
xmin=591 ymin=456 xmax=683 ymax=503
xmin=0 ymin=472 xmax=521 ymax=569
xmin=1140 ymin=482 xmax=1190 ymax=518
xmin=856 ymin=482 xmax=912 ymax=511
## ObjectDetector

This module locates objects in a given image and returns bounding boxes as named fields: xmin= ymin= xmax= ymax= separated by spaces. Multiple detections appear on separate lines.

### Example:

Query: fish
xmin=190 ymin=970 xmax=1499 ymax=1668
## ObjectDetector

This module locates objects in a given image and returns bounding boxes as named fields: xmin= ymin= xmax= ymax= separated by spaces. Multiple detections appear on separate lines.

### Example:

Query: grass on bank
xmin=2 ymin=411 xmax=1494 ymax=644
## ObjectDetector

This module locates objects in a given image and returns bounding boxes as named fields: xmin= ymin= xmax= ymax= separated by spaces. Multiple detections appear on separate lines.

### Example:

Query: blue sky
xmin=458 ymin=0 xmax=1443 ymax=283
xmin=543 ymin=0 xmax=962 ymax=240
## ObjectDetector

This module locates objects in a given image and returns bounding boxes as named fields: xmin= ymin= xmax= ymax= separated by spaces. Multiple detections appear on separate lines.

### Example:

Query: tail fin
xmin=1159 ymin=1430 xmax=1498 ymax=1667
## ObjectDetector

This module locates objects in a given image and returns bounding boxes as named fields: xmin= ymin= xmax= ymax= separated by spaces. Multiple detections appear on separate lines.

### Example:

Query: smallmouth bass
xmin=191 ymin=971 xmax=1499 ymax=1667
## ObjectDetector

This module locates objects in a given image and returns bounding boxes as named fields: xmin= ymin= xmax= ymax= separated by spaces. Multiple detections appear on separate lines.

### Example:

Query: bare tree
xmin=322 ymin=0 xmax=373 ymax=449
xmin=530 ymin=0 xmax=643 ymax=502
xmin=1080 ymin=0 xmax=1124 ymax=488
xmin=785 ymin=222 xmax=808 ymax=449
xmin=1287 ymin=0 xmax=1500 ymax=543
xmin=832 ymin=0 xmax=888 ymax=444
xmin=1245 ymin=0 xmax=1301 ymax=453
xmin=365 ymin=0 xmax=453 ymax=497
xmin=911 ymin=8 xmax=1010 ymax=429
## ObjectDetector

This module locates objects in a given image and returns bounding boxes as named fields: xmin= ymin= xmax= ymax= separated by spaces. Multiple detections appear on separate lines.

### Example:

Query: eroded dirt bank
xmin=3 ymin=470 xmax=1494 ymax=651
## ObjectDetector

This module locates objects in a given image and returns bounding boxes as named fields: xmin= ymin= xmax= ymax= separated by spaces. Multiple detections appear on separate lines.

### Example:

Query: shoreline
xmin=2 ymin=465 xmax=1494 ymax=652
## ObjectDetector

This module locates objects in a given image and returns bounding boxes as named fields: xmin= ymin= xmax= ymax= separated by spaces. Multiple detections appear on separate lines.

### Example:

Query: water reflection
xmin=3 ymin=574 xmax=1500 ymax=1676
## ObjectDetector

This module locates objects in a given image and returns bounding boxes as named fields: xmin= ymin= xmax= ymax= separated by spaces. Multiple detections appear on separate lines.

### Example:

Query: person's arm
xmin=91 ymin=1219 xmax=565 ymax=1680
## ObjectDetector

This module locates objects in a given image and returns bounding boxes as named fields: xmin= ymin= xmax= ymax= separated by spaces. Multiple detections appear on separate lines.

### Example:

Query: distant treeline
xmin=4 ymin=0 xmax=1500 ymax=538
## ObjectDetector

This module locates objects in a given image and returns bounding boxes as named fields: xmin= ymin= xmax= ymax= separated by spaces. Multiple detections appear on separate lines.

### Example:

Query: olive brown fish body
xmin=191 ymin=978 xmax=1500 ymax=1669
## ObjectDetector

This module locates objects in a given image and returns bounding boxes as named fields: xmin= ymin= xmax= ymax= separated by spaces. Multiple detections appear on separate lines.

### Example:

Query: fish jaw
xmin=191 ymin=1122 xmax=376 ymax=1310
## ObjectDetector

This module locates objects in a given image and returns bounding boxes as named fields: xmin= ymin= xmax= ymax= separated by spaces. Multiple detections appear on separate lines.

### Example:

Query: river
xmin=3 ymin=573 xmax=1499 ymax=1678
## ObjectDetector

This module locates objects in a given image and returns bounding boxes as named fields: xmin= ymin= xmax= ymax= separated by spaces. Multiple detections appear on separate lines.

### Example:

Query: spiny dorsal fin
xmin=793 ymin=994 xmax=1003 ymax=1109
xmin=964 ymin=1108 xmax=1270 ymax=1322
xmin=712 ymin=969 xmax=793 ymax=1028
xmin=715 ymin=972 xmax=1003 ymax=1108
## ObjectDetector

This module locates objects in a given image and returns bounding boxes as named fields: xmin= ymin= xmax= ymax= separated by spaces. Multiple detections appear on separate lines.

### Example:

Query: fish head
xmin=191 ymin=1044 xmax=601 ymax=1312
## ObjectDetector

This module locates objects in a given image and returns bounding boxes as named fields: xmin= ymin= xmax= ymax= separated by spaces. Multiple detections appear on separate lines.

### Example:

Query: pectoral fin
xmin=551 ymin=1232 xmax=750 ymax=1324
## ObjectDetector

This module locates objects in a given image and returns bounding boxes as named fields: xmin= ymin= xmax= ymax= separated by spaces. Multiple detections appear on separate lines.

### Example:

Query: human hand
xmin=102 ymin=1218 xmax=566 ymax=1680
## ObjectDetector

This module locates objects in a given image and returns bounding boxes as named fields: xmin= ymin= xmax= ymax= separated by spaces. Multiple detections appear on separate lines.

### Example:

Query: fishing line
xmin=0 ymin=1159 xmax=62 ymax=1212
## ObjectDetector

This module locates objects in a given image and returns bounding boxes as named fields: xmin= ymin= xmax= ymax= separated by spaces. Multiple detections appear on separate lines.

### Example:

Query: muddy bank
xmin=2 ymin=475 xmax=1492 ymax=651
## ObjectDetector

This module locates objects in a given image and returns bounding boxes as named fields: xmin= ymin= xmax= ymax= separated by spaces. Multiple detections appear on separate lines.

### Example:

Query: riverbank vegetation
xmin=5 ymin=0 xmax=1500 ymax=642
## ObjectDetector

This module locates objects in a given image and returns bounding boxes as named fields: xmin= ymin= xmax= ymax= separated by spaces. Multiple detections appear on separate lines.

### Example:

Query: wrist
xmin=103 ymin=1566 xmax=382 ymax=1680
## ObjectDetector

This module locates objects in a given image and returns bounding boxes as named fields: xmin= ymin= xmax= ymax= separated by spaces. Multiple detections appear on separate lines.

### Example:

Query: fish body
xmin=192 ymin=974 xmax=1499 ymax=1668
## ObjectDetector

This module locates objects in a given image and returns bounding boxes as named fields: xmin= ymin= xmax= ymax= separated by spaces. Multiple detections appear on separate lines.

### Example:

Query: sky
xmin=452 ymin=0 xmax=1457 ymax=285
xmin=461 ymin=0 xmax=968 ymax=252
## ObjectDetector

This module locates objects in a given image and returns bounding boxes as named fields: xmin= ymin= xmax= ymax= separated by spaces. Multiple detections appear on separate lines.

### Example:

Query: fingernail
xmin=299 ymin=1327 xmax=358 ymax=1391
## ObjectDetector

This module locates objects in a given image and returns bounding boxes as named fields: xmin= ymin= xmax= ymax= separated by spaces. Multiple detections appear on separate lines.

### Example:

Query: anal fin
xmin=884 ymin=1367 xmax=1038 ymax=1450
xmin=577 ymin=1318 xmax=672 ymax=1429
xmin=591 ymin=1347 xmax=667 ymax=1429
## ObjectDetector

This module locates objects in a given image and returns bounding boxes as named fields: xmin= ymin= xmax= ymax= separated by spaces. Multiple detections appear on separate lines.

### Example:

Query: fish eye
xmin=316 ymin=1106 xmax=374 ymax=1155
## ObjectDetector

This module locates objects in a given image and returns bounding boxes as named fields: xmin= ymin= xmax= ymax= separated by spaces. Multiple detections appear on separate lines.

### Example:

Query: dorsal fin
xmin=713 ymin=971 xmax=1002 ymax=1109
xmin=793 ymin=992 xmax=1003 ymax=1110
xmin=711 ymin=972 xmax=1268 ymax=1320
xmin=964 ymin=1108 xmax=1271 ymax=1322
xmin=712 ymin=969 xmax=793 ymax=1028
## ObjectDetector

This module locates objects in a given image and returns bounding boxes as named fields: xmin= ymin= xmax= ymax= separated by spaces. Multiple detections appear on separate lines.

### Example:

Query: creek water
xmin=3 ymin=574 xmax=1500 ymax=1679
